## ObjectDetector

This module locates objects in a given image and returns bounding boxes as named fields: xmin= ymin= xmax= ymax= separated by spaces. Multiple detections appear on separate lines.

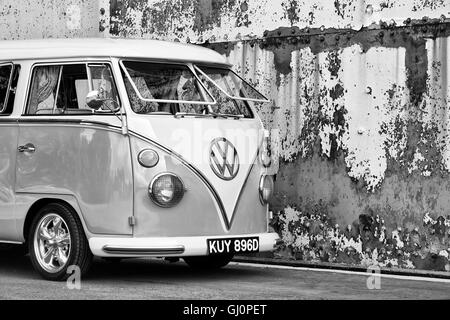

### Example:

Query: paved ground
xmin=0 ymin=253 xmax=449 ymax=300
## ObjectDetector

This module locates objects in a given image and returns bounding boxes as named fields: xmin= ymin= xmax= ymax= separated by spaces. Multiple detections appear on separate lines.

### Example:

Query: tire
xmin=28 ymin=202 xmax=93 ymax=281
xmin=184 ymin=254 xmax=234 ymax=270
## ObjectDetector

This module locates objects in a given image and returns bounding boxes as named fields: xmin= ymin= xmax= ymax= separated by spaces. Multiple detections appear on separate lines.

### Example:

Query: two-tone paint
xmin=0 ymin=38 xmax=279 ymax=258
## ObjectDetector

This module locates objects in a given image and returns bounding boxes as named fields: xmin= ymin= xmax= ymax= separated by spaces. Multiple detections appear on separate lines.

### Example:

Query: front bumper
xmin=89 ymin=232 xmax=281 ymax=257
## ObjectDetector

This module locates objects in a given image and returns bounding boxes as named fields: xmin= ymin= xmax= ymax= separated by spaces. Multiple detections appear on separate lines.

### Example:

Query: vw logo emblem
xmin=209 ymin=138 xmax=239 ymax=180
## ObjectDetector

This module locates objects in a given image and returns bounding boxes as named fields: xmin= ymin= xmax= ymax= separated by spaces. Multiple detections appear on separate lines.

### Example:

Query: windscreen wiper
xmin=174 ymin=112 xmax=211 ymax=118
xmin=208 ymin=112 xmax=244 ymax=119
xmin=174 ymin=112 xmax=244 ymax=119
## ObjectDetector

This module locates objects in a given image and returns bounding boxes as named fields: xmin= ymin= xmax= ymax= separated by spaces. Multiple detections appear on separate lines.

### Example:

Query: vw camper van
xmin=0 ymin=39 xmax=280 ymax=281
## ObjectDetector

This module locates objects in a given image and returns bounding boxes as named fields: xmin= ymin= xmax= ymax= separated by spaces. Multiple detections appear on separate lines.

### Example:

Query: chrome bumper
xmin=89 ymin=232 xmax=280 ymax=257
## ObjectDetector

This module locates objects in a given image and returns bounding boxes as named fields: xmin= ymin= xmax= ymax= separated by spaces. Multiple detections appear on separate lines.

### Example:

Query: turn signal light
xmin=259 ymin=175 xmax=274 ymax=204
xmin=138 ymin=149 xmax=159 ymax=168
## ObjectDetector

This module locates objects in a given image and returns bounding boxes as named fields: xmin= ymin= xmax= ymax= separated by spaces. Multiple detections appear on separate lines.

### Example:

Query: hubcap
xmin=33 ymin=213 xmax=71 ymax=273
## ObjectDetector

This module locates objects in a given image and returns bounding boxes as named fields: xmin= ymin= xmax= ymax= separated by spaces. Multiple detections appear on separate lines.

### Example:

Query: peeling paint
xmin=196 ymin=15 xmax=450 ymax=272
xmin=3 ymin=0 xmax=450 ymax=273
xmin=274 ymin=205 xmax=450 ymax=271
xmin=209 ymin=25 xmax=450 ymax=189
xmin=110 ymin=0 xmax=450 ymax=43
xmin=0 ymin=0 xmax=105 ymax=40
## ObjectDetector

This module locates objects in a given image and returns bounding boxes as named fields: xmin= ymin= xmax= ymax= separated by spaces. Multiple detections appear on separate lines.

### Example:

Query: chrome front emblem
xmin=209 ymin=138 xmax=239 ymax=180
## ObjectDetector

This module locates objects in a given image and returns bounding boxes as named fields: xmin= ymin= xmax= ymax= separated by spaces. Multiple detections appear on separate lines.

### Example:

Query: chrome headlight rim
xmin=149 ymin=172 xmax=185 ymax=208
xmin=138 ymin=149 xmax=160 ymax=168
xmin=259 ymin=174 xmax=274 ymax=205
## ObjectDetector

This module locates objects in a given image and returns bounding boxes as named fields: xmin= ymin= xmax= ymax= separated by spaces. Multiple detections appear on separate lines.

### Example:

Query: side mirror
xmin=86 ymin=90 xmax=104 ymax=110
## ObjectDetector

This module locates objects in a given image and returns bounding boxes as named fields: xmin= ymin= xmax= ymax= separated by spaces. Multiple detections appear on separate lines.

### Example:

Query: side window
xmin=26 ymin=63 xmax=119 ymax=115
xmin=88 ymin=64 xmax=119 ymax=109
xmin=27 ymin=65 xmax=60 ymax=115
xmin=0 ymin=64 xmax=13 ymax=114
xmin=56 ymin=64 xmax=89 ymax=112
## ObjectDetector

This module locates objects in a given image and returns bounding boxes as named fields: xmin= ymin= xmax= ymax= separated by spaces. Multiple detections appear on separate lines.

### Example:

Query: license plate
xmin=207 ymin=237 xmax=259 ymax=255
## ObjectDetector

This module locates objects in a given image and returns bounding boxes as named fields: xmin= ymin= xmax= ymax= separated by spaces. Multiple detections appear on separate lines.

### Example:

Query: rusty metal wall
xmin=0 ymin=0 xmax=109 ymax=39
xmin=110 ymin=0 xmax=450 ymax=273
xmin=1 ymin=0 xmax=450 ymax=273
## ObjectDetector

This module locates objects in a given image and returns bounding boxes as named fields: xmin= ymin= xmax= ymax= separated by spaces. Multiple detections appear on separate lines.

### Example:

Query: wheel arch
xmin=22 ymin=196 xmax=88 ymax=242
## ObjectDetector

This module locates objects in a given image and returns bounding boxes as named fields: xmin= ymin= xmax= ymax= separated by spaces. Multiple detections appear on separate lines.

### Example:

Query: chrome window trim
xmin=87 ymin=62 xmax=123 ymax=112
xmin=52 ymin=66 xmax=63 ymax=112
xmin=193 ymin=65 xmax=270 ymax=103
xmin=0 ymin=62 xmax=14 ymax=114
xmin=86 ymin=63 xmax=93 ymax=91
xmin=24 ymin=60 xmax=121 ymax=116
xmin=15 ymin=118 xmax=123 ymax=134
xmin=119 ymin=59 xmax=218 ymax=106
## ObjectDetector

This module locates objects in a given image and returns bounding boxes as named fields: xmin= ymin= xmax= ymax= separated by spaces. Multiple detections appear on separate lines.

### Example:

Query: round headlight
xmin=259 ymin=175 xmax=274 ymax=204
xmin=149 ymin=173 xmax=185 ymax=208
xmin=138 ymin=149 xmax=159 ymax=168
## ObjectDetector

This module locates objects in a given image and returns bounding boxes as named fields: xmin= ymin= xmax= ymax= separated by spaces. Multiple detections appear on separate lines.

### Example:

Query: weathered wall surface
xmin=110 ymin=0 xmax=449 ymax=41
xmin=0 ymin=0 xmax=109 ymax=40
xmin=2 ymin=0 xmax=450 ymax=273
xmin=111 ymin=0 xmax=450 ymax=273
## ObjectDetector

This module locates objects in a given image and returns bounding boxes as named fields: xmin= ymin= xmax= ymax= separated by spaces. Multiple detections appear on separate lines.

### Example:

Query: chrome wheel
xmin=33 ymin=213 xmax=71 ymax=273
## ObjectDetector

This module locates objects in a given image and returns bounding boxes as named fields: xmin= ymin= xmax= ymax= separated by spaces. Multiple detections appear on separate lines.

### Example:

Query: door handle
xmin=18 ymin=143 xmax=36 ymax=153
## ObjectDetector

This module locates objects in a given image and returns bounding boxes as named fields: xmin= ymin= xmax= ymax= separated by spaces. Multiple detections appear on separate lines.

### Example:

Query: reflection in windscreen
xmin=196 ymin=67 xmax=268 ymax=102
xmin=196 ymin=73 xmax=253 ymax=117
xmin=122 ymin=61 xmax=211 ymax=114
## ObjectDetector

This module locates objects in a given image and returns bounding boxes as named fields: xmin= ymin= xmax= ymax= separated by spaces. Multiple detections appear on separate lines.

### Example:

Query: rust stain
xmin=272 ymin=154 xmax=450 ymax=271
xmin=7 ymin=0 xmax=447 ymax=273
xmin=281 ymin=0 xmax=300 ymax=26
xmin=108 ymin=1 xmax=450 ymax=272
xmin=111 ymin=0 xmax=251 ymax=37
xmin=0 ymin=0 xmax=102 ymax=40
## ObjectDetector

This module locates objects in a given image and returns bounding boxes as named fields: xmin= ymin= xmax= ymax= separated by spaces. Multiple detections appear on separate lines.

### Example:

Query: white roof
xmin=0 ymin=38 xmax=229 ymax=65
